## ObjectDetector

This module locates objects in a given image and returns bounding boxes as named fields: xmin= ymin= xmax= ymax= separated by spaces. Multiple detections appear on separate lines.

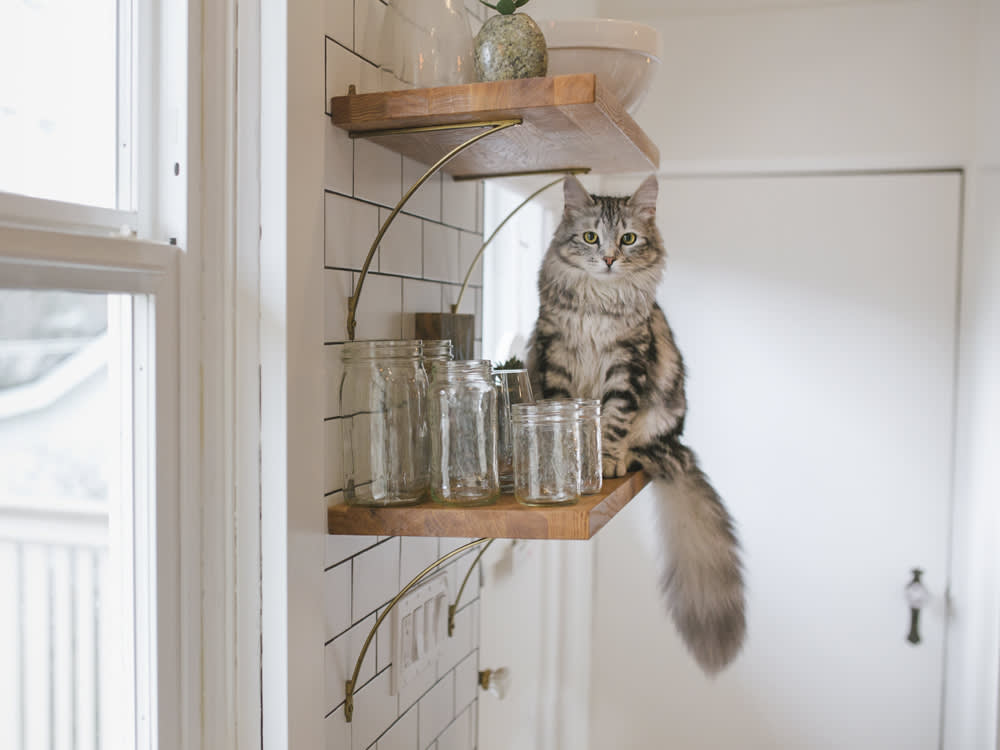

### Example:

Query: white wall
xmin=322 ymin=2 xmax=488 ymax=749
xmin=598 ymin=0 xmax=975 ymax=171
xmin=943 ymin=0 xmax=1000 ymax=746
xmin=475 ymin=0 xmax=999 ymax=748
xmin=580 ymin=0 xmax=999 ymax=748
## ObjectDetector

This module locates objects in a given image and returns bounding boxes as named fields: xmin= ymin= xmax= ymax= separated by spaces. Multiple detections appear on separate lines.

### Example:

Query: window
xmin=0 ymin=0 xmax=131 ymax=211
xmin=0 ymin=227 xmax=177 ymax=750
xmin=0 ymin=0 xmax=190 ymax=747
xmin=0 ymin=290 xmax=136 ymax=749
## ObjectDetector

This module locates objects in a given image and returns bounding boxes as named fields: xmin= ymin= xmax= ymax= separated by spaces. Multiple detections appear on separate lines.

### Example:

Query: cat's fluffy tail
xmin=643 ymin=442 xmax=746 ymax=674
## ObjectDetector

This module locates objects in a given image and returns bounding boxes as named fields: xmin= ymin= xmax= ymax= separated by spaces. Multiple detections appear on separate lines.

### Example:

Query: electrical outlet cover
xmin=391 ymin=571 xmax=450 ymax=695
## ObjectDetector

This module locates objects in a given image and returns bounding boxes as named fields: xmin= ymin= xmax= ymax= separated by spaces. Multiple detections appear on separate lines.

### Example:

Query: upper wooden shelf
xmin=329 ymin=74 xmax=660 ymax=180
xmin=328 ymin=471 xmax=649 ymax=540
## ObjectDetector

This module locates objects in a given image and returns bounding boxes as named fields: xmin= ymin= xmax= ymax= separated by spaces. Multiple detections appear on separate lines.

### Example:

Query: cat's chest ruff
xmin=547 ymin=309 xmax=632 ymax=398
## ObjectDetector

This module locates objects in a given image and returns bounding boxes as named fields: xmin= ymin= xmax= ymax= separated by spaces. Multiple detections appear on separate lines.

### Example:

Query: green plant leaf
xmin=513 ymin=0 xmax=530 ymax=6
xmin=495 ymin=0 xmax=516 ymax=13
xmin=494 ymin=355 xmax=526 ymax=370
xmin=478 ymin=0 xmax=499 ymax=10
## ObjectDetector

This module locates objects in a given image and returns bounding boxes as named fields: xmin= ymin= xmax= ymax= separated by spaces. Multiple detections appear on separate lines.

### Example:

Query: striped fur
xmin=527 ymin=175 xmax=746 ymax=673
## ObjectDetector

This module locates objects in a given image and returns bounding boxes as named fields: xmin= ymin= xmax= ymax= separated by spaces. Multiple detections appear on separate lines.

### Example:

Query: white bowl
xmin=537 ymin=18 xmax=662 ymax=115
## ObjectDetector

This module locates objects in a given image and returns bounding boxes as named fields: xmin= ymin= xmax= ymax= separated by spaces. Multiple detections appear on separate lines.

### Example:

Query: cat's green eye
xmin=621 ymin=232 xmax=638 ymax=245
xmin=582 ymin=231 xmax=599 ymax=244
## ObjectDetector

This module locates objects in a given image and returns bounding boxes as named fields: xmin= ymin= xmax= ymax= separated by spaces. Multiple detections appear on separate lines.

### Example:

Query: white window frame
xmin=0 ymin=0 xmax=262 ymax=747
xmin=0 ymin=225 xmax=185 ymax=750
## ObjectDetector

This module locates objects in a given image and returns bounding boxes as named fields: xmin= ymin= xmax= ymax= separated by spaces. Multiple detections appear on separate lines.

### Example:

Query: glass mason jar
xmin=421 ymin=339 xmax=454 ymax=380
xmin=339 ymin=340 xmax=429 ymax=506
xmin=428 ymin=360 xmax=499 ymax=506
xmin=574 ymin=399 xmax=603 ymax=494
xmin=493 ymin=369 xmax=534 ymax=493
xmin=511 ymin=401 xmax=581 ymax=506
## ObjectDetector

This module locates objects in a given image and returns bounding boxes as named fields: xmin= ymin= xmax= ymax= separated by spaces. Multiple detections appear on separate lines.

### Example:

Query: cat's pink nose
xmin=603 ymin=256 xmax=616 ymax=269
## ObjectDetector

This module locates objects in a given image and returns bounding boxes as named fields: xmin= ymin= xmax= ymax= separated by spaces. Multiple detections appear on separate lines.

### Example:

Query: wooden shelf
xmin=328 ymin=471 xmax=649 ymax=540
xmin=329 ymin=74 xmax=659 ymax=179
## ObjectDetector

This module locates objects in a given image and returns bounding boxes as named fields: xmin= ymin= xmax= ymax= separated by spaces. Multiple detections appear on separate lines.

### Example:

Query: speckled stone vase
xmin=473 ymin=13 xmax=548 ymax=82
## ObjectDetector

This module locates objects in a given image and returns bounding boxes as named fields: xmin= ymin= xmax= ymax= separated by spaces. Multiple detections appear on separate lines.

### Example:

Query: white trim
xmin=0 ymin=225 xmax=173 ymax=293
xmin=193 ymin=0 xmax=265 ymax=747
xmin=234 ymin=0 xmax=264 ymax=745
xmin=260 ymin=1 xmax=326 ymax=748
xmin=117 ymin=0 xmax=137 ymax=212
xmin=0 ymin=192 xmax=139 ymax=237
xmin=650 ymin=154 xmax=969 ymax=179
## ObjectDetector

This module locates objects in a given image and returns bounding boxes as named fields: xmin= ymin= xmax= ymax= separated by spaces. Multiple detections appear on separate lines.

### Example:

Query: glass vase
xmin=379 ymin=0 xmax=475 ymax=89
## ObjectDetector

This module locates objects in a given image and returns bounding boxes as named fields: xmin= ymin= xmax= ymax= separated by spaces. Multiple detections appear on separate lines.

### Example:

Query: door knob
xmin=904 ymin=568 xmax=929 ymax=644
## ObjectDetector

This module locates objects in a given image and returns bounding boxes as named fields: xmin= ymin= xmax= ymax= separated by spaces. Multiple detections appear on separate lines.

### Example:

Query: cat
xmin=526 ymin=174 xmax=746 ymax=674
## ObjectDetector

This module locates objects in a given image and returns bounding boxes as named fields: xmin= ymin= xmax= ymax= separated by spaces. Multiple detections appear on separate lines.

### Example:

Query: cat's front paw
xmin=602 ymin=455 xmax=628 ymax=478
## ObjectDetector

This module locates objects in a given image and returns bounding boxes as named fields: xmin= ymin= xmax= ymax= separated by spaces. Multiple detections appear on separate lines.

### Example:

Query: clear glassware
xmin=493 ymin=369 xmax=534 ymax=493
xmin=340 ymin=340 xmax=429 ymax=506
xmin=428 ymin=360 xmax=499 ymax=506
xmin=379 ymin=0 xmax=475 ymax=89
xmin=511 ymin=401 xmax=581 ymax=506
xmin=574 ymin=399 xmax=603 ymax=494
xmin=421 ymin=339 xmax=454 ymax=380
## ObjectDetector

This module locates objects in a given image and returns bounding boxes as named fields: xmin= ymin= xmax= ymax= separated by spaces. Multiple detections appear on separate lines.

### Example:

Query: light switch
xmin=391 ymin=571 xmax=449 ymax=695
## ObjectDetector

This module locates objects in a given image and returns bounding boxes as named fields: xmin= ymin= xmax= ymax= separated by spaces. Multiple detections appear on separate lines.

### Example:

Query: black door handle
xmin=904 ymin=568 xmax=928 ymax=645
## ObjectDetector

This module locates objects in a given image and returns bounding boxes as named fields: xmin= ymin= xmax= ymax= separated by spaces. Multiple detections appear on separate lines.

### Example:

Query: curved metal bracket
xmin=449 ymin=170 xmax=589 ymax=315
xmin=447 ymin=538 xmax=495 ymax=636
xmin=346 ymin=119 xmax=521 ymax=341
xmin=344 ymin=537 xmax=494 ymax=722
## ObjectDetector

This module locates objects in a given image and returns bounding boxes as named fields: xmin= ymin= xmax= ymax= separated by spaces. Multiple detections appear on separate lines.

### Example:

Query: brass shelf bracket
xmin=447 ymin=538 xmax=495 ymax=636
xmin=449 ymin=170 xmax=587 ymax=314
xmin=344 ymin=118 xmax=522 ymax=341
xmin=344 ymin=537 xmax=494 ymax=722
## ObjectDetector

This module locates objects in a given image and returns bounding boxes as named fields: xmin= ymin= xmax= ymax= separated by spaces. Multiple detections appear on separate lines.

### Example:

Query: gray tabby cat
xmin=526 ymin=174 xmax=746 ymax=673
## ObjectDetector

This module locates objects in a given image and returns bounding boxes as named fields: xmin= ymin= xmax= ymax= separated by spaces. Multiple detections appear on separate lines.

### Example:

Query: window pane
xmin=0 ymin=290 xmax=132 ymax=750
xmin=0 ymin=0 xmax=120 ymax=209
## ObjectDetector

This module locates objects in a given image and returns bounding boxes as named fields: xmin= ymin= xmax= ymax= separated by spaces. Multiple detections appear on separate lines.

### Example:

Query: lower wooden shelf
xmin=327 ymin=471 xmax=649 ymax=540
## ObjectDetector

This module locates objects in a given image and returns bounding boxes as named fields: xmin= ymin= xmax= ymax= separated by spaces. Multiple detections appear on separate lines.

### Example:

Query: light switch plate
xmin=391 ymin=571 xmax=449 ymax=695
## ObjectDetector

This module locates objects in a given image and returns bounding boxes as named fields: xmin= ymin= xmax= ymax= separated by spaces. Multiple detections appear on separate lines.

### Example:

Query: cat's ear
xmin=628 ymin=174 xmax=659 ymax=217
xmin=563 ymin=174 xmax=594 ymax=214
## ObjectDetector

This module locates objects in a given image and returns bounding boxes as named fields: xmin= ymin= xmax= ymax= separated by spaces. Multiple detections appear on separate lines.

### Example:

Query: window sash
xmin=0 ymin=224 xmax=180 ymax=750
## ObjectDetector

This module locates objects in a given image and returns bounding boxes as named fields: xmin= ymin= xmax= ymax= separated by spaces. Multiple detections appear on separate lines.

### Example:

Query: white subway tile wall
xmin=324 ymin=539 xmax=483 ymax=750
xmin=324 ymin=3 xmax=487 ymax=746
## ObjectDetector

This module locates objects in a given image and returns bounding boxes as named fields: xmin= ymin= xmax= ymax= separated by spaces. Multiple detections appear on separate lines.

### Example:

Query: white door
xmin=589 ymin=172 xmax=962 ymax=749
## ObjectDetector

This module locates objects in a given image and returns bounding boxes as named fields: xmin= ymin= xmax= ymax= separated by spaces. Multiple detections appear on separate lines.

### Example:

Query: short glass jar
xmin=574 ymin=399 xmax=603 ymax=494
xmin=421 ymin=339 xmax=454 ymax=380
xmin=428 ymin=360 xmax=499 ymax=506
xmin=511 ymin=401 xmax=581 ymax=506
xmin=339 ymin=340 xmax=429 ymax=506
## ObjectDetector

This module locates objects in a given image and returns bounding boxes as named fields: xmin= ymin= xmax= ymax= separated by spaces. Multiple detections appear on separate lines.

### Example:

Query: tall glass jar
xmin=511 ymin=401 xmax=580 ymax=506
xmin=339 ymin=340 xmax=429 ymax=506
xmin=493 ymin=369 xmax=534 ymax=493
xmin=428 ymin=360 xmax=499 ymax=506
xmin=574 ymin=399 xmax=603 ymax=494
xmin=421 ymin=339 xmax=453 ymax=380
